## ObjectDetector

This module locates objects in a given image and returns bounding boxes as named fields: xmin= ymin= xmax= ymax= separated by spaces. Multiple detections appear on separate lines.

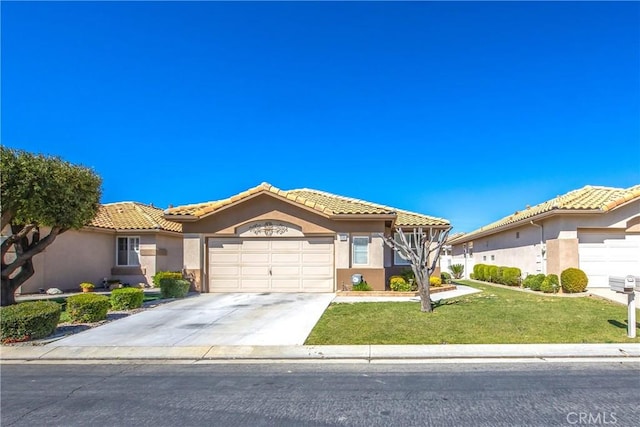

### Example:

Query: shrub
xmin=473 ymin=264 xmax=486 ymax=281
xmin=160 ymin=278 xmax=191 ymax=298
xmin=496 ymin=267 xmax=505 ymax=284
xmin=561 ymin=268 xmax=588 ymax=293
xmin=110 ymin=287 xmax=144 ymax=310
xmin=488 ymin=266 xmax=499 ymax=283
xmin=67 ymin=293 xmax=110 ymax=323
xmin=429 ymin=276 xmax=442 ymax=287
xmin=481 ymin=265 xmax=491 ymax=282
xmin=352 ymin=281 xmax=372 ymax=291
xmin=501 ymin=267 xmax=522 ymax=286
xmin=152 ymin=271 xmax=182 ymax=288
xmin=540 ymin=274 xmax=559 ymax=294
xmin=526 ymin=274 xmax=546 ymax=291
xmin=0 ymin=301 xmax=61 ymax=343
xmin=389 ymin=275 xmax=412 ymax=292
xmin=449 ymin=263 xmax=464 ymax=279
xmin=440 ymin=272 xmax=452 ymax=284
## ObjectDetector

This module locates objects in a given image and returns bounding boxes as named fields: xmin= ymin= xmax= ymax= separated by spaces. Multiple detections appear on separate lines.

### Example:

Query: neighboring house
xmin=164 ymin=182 xmax=450 ymax=292
xmin=448 ymin=185 xmax=640 ymax=287
xmin=439 ymin=232 xmax=469 ymax=276
xmin=16 ymin=202 xmax=183 ymax=294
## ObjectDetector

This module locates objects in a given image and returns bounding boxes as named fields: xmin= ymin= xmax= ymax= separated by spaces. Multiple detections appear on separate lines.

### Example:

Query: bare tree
xmin=380 ymin=227 xmax=451 ymax=312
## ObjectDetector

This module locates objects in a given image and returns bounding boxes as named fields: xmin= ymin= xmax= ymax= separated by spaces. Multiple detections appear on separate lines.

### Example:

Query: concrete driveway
xmin=51 ymin=293 xmax=335 ymax=347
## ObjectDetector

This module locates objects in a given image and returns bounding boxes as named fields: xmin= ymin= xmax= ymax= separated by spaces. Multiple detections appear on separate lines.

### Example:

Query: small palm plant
xmin=449 ymin=264 xmax=464 ymax=279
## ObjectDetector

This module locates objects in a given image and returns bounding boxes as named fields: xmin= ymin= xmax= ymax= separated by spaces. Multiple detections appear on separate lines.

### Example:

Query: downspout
xmin=530 ymin=221 xmax=545 ymax=274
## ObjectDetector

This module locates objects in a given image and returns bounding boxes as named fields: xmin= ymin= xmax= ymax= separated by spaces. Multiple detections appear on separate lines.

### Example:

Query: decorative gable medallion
xmin=237 ymin=220 xmax=304 ymax=237
xmin=248 ymin=221 xmax=288 ymax=236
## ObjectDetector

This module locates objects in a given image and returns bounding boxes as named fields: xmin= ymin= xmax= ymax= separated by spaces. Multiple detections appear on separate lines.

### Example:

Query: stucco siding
xmin=18 ymin=229 xmax=114 ymax=294
xmin=155 ymin=234 xmax=184 ymax=273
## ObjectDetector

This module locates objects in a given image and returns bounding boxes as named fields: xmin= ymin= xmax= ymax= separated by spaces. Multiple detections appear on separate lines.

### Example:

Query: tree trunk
xmin=1 ymin=258 xmax=35 ymax=306
xmin=414 ymin=266 xmax=432 ymax=312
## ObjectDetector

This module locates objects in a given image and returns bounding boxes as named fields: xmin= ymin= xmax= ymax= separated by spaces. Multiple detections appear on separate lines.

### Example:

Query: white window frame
xmin=116 ymin=236 xmax=140 ymax=266
xmin=352 ymin=235 xmax=370 ymax=266
xmin=393 ymin=232 xmax=419 ymax=266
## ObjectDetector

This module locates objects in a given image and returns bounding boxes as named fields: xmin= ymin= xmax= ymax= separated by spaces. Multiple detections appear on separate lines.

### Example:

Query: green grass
xmin=305 ymin=281 xmax=640 ymax=345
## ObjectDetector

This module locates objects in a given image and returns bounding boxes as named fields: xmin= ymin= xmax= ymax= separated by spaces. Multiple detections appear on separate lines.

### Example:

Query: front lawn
xmin=305 ymin=281 xmax=640 ymax=344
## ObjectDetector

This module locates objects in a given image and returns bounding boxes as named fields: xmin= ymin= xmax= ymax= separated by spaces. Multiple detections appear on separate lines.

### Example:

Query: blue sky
xmin=2 ymin=1 xmax=639 ymax=233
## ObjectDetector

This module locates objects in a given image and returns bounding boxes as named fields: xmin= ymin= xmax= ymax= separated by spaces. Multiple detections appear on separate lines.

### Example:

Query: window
xmin=117 ymin=237 xmax=140 ymax=266
xmin=516 ymin=232 xmax=520 ymax=239
xmin=491 ymin=255 xmax=495 ymax=261
xmin=392 ymin=232 xmax=417 ymax=265
xmin=352 ymin=236 xmax=369 ymax=265
xmin=483 ymin=255 xmax=487 ymax=261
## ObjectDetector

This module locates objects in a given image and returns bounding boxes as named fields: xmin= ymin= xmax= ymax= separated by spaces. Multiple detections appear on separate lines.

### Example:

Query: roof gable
xmin=450 ymin=184 xmax=640 ymax=244
xmin=165 ymin=183 xmax=449 ymax=227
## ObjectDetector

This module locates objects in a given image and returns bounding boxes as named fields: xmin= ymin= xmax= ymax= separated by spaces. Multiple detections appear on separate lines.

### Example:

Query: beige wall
xmin=18 ymin=229 xmax=114 ymax=294
xmin=546 ymin=238 xmax=579 ymax=276
xmin=15 ymin=229 xmax=183 ymax=294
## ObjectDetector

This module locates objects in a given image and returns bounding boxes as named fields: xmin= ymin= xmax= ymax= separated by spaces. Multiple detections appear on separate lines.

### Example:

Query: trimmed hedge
xmin=523 ymin=274 xmax=546 ymax=291
xmin=473 ymin=264 xmax=521 ymax=286
xmin=561 ymin=268 xmax=588 ymax=293
xmin=540 ymin=274 xmax=559 ymax=293
xmin=501 ymin=267 xmax=522 ymax=286
xmin=0 ymin=301 xmax=61 ymax=343
xmin=160 ymin=278 xmax=191 ymax=299
xmin=152 ymin=271 xmax=183 ymax=288
xmin=67 ymin=293 xmax=110 ymax=323
xmin=389 ymin=275 xmax=412 ymax=292
xmin=110 ymin=287 xmax=144 ymax=310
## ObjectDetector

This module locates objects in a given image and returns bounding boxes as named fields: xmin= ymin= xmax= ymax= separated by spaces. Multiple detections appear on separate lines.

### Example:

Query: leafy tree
xmin=380 ymin=227 xmax=451 ymax=312
xmin=1 ymin=147 xmax=101 ymax=306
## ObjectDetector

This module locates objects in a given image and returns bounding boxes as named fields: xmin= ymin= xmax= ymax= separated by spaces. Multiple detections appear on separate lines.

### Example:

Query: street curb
xmin=2 ymin=343 xmax=639 ymax=363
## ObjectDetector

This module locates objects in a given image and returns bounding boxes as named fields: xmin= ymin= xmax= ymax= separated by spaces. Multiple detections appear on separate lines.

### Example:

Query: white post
xmin=628 ymin=292 xmax=636 ymax=339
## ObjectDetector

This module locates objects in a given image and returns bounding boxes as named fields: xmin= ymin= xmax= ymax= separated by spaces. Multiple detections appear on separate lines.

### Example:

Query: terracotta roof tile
xmin=90 ymin=202 xmax=182 ymax=233
xmin=450 ymin=184 xmax=640 ymax=244
xmin=165 ymin=183 xmax=449 ymax=227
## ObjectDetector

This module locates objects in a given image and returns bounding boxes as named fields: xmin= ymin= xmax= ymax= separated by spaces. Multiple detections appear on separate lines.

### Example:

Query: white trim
xmin=116 ymin=236 xmax=140 ymax=266
xmin=352 ymin=235 xmax=370 ymax=266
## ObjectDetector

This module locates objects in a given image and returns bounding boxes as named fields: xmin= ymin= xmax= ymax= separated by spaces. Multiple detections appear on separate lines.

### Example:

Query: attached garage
xmin=578 ymin=231 xmax=640 ymax=288
xmin=208 ymin=237 xmax=334 ymax=292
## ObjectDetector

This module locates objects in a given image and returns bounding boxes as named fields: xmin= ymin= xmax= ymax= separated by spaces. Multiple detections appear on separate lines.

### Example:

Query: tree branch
xmin=1 ymin=226 xmax=63 ymax=279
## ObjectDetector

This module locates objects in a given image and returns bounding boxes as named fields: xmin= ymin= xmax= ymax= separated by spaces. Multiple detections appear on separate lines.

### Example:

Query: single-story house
xmin=16 ymin=202 xmax=183 ymax=294
xmin=164 ymin=182 xmax=450 ymax=292
xmin=448 ymin=185 xmax=640 ymax=288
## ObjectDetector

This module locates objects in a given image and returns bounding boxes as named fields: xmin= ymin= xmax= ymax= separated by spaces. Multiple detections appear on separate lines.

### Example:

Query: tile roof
xmin=165 ymin=182 xmax=449 ymax=227
xmin=450 ymin=184 xmax=640 ymax=244
xmin=90 ymin=202 xmax=182 ymax=233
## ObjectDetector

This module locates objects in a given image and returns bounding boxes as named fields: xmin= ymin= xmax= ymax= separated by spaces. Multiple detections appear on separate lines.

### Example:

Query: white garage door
xmin=208 ymin=237 xmax=334 ymax=292
xmin=578 ymin=232 xmax=640 ymax=288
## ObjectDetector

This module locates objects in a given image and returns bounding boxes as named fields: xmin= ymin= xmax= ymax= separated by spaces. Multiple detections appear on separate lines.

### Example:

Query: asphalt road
xmin=1 ymin=363 xmax=639 ymax=427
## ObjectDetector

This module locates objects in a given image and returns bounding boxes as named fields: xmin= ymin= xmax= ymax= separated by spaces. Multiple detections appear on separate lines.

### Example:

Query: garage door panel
xmin=209 ymin=237 xmax=334 ymax=292
xmin=272 ymin=253 xmax=301 ymax=264
xmin=241 ymin=252 xmax=269 ymax=263
xmin=241 ymin=240 xmax=270 ymax=250
xmin=209 ymin=266 xmax=240 ymax=276
xmin=271 ymin=240 xmax=302 ymax=250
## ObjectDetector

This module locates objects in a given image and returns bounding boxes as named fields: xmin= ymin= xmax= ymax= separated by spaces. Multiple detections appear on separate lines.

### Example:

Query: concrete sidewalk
xmin=2 ymin=343 xmax=639 ymax=364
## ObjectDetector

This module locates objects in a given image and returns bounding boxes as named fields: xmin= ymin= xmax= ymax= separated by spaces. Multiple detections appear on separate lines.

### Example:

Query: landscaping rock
xmin=45 ymin=288 xmax=63 ymax=295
